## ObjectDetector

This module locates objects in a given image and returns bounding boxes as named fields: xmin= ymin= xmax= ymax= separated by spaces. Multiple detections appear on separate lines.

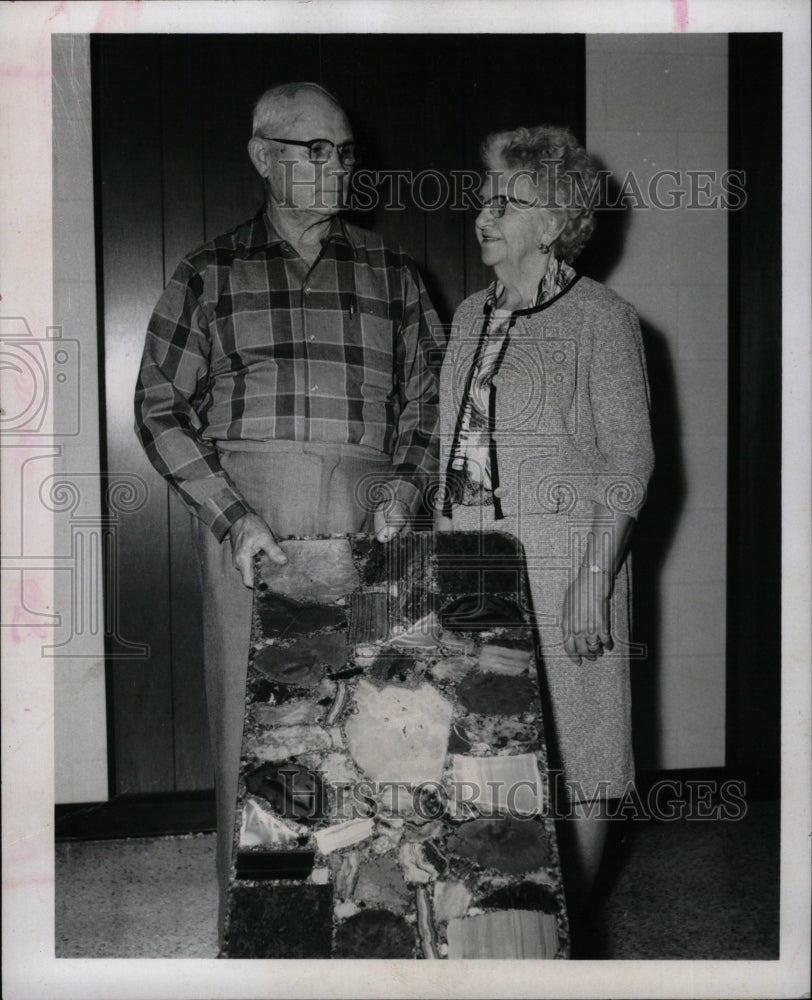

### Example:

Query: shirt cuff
xmin=201 ymin=490 xmax=253 ymax=542
xmin=387 ymin=476 xmax=424 ymax=517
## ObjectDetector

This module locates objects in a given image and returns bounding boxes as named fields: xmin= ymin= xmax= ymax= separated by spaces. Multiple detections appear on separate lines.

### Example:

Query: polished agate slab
xmin=222 ymin=532 xmax=569 ymax=959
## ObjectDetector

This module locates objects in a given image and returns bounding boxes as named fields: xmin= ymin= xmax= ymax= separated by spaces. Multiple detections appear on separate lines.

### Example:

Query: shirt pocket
xmin=353 ymin=298 xmax=395 ymax=396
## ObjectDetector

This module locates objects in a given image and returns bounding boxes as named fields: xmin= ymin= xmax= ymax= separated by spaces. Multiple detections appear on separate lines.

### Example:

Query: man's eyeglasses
xmin=471 ymin=194 xmax=539 ymax=218
xmin=257 ymin=135 xmax=359 ymax=167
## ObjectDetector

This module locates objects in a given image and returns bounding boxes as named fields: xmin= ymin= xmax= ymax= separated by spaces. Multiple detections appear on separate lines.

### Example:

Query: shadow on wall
xmin=579 ymin=166 xmax=687 ymax=770
xmin=632 ymin=321 xmax=686 ymax=768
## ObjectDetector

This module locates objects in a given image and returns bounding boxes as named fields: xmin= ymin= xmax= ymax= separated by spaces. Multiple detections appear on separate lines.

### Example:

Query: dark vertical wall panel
xmin=727 ymin=34 xmax=781 ymax=795
xmin=197 ymin=36 xmax=275 ymax=239
xmin=422 ymin=37 xmax=468 ymax=323
xmin=95 ymin=36 xmax=176 ymax=794
xmin=161 ymin=37 xmax=206 ymax=267
xmin=160 ymin=38 xmax=212 ymax=791
xmin=95 ymin=34 xmax=585 ymax=800
xmin=364 ymin=37 xmax=429 ymax=270
xmin=461 ymin=36 xmax=587 ymax=300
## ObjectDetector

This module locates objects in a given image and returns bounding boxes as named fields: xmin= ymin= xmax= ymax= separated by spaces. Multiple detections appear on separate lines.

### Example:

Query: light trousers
xmin=192 ymin=440 xmax=392 ymax=942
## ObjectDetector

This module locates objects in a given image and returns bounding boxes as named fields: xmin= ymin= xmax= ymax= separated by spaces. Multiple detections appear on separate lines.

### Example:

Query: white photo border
xmin=1 ymin=2 xmax=809 ymax=998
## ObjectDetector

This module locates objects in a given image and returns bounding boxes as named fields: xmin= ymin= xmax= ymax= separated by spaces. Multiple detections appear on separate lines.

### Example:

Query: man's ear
xmin=248 ymin=137 xmax=271 ymax=178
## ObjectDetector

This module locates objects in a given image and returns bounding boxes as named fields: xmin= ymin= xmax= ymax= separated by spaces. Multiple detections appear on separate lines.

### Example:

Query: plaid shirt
xmin=134 ymin=211 xmax=442 ymax=540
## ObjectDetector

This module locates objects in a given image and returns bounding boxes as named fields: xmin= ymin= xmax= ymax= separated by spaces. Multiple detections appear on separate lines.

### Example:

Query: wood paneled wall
xmin=94 ymin=34 xmax=585 ymax=795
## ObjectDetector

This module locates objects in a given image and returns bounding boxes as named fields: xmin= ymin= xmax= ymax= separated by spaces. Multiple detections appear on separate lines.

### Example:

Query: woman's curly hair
xmin=480 ymin=125 xmax=598 ymax=262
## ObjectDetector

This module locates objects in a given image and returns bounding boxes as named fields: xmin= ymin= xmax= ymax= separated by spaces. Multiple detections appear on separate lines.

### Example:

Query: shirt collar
xmin=238 ymin=208 xmax=357 ymax=259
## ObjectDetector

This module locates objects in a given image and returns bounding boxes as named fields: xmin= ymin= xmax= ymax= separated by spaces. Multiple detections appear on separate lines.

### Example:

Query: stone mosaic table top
xmin=224 ymin=532 xmax=569 ymax=960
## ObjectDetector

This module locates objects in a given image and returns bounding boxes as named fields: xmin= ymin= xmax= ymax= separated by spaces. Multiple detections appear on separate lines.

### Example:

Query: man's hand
xmin=434 ymin=510 xmax=454 ymax=533
xmin=562 ymin=566 xmax=614 ymax=664
xmin=373 ymin=498 xmax=410 ymax=543
xmin=227 ymin=512 xmax=287 ymax=588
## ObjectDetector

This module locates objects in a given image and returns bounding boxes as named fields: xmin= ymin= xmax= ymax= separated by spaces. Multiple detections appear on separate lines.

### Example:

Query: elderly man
xmin=134 ymin=82 xmax=441 ymax=938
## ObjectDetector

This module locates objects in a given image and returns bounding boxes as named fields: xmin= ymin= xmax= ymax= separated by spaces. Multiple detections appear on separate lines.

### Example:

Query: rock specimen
xmin=331 ymin=849 xmax=360 ymax=897
xmin=226 ymin=885 xmax=332 ymax=958
xmin=352 ymin=853 xmax=412 ymax=912
xmin=345 ymin=680 xmax=453 ymax=786
xmin=430 ymin=655 xmax=476 ymax=684
xmin=369 ymin=652 xmax=419 ymax=684
xmin=434 ymin=530 xmax=525 ymax=594
xmin=256 ymin=593 xmax=346 ymax=639
xmin=450 ymin=753 xmax=544 ymax=815
xmin=246 ymin=725 xmax=333 ymax=761
xmin=348 ymin=591 xmax=390 ymax=644
xmin=456 ymin=672 xmax=536 ymax=716
xmin=252 ymin=631 xmax=347 ymax=686
xmin=439 ymin=594 xmax=525 ymax=630
xmin=398 ymin=841 xmax=439 ymax=884
xmin=387 ymin=612 xmax=442 ymax=648
xmin=314 ymin=818 xmax=374 ymax=855
xmin=479 ymin=881 xmax=560 ymax=914
xmin=239 ymin=799 xmax=308 ymax=848
xmin=250 ymin=699 xmax=324 ymax=727
xmin=446 ymin=909 xmax=558 ymax=959
xmin=446 ymin=817 xmax=552 ymax=874
xmin=258 ymin=537 xmax=359 ymax=602
xmin=244 ymin=762 xmax=326 ymax=823
xmin=477 ymin=644 xmax=534 ymax=675
xmin=433 ymin=880 xmax=472 ymax=922
xmin=333 ymin=909 xmax=415 ymax=958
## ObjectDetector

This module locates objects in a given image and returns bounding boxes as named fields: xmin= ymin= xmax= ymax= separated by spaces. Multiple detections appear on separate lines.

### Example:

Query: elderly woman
xmin=437 ymin=125 xmax=654 ymax=951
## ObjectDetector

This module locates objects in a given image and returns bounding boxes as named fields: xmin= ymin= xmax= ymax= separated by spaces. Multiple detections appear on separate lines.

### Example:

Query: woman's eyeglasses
xmin=471 ymin=194 xmax=539 ymax=218
xmin=256 ymin=135 xmax=359 ymax=167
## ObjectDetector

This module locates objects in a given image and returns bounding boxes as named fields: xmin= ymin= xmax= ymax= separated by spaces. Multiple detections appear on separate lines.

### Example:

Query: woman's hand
xmin=562 ymin=566 xmax=614 ymax=664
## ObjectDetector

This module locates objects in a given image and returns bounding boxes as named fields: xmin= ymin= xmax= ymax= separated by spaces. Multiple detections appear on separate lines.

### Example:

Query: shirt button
xmin=309 ymin=335 xmax=315 ymax=341
xmin=311 ymin=385 xmax=319 ymax=392
xmin=493 ymin=487 xmax=504 ymax=498
xmin=303 ymin=285 xmax=311 ymax=294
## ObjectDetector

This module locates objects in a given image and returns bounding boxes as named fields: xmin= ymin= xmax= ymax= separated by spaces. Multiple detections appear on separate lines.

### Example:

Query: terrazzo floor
xmin=55 ymin=800 xmax=779 ymax=959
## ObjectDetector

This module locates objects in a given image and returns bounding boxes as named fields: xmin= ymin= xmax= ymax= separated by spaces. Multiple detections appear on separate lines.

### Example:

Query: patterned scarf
xmin=447 ymin=257 xmax=576 ymax=515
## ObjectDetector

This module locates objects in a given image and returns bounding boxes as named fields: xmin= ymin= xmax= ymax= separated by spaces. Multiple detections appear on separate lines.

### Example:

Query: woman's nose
xmin=474 ymin=203 xmax=491 ymax=225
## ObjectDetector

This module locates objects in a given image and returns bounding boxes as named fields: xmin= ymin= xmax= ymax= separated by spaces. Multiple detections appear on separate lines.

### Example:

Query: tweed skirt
xmin=442 ymin=500 xmax=635 ymax=807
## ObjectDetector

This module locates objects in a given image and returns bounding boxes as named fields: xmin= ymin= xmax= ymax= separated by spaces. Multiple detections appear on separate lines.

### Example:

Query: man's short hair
xmin=251 ymin=82 xmax=344 ymax=135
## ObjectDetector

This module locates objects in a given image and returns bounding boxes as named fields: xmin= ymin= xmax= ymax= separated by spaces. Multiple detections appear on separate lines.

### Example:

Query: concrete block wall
xmin=586 ymin=35 xmax=728 ymax=768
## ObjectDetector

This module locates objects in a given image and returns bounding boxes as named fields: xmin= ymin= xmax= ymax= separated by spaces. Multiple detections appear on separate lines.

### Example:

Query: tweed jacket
xmin=440 ymin=276 xmax=655 ymax=528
